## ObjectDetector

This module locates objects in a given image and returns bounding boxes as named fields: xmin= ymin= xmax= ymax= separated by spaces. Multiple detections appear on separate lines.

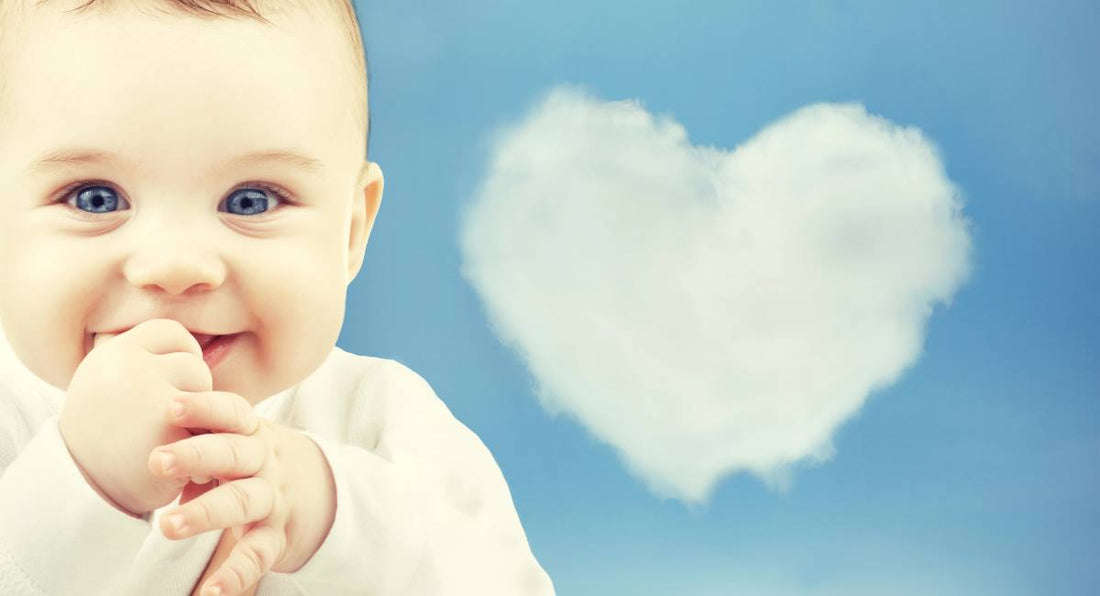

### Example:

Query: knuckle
xmin=229 ymin=400 xmax=246 ymax=432
xmin=171 ymin=391 xmax=190 ymax=408
xmin=234 ymin=544 xmax=268 ymax=584
xmin=253 ymin=533 xmax=279 ymax=572
xmin=227 ymin=481 xmax=252 ymax=515
xmin=187 ymin=441 xmax=205 ymax=470
xmin=195 ymin=497 xmax=217 ymax=528
xmin=253 ymin=546 xmax=273 ymax=575
xmin=226 ymin=560 xmax=252 ymax=593
xmin=273 ymin=528 xmax=287 ymax=561
xmin=176 ymin=392 xmax=198 ymax=419
xmin=258 ymin=479 xmax=277 ymax=514
xmin=197 ymin=393 xmax=217 ymax=421
xmin=239 ymin=395 xmax=257 ymax=425
xmin=165 ymin=394 xmax=187 ymax=423
xmin=225 ymin=437 xmax=244 ymax=471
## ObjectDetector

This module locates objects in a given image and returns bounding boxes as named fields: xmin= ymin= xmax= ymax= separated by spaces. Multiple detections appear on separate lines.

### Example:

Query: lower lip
xmin=202 ymin=334 xmax=240 ymax=369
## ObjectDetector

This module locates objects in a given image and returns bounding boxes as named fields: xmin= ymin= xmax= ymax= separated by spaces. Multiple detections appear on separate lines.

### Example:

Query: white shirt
xmin=0 ymin=342 xmax=555 ymax=595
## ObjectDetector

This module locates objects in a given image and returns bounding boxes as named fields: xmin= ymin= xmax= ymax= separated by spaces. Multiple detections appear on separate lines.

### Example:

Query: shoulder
xmin=0 ymin=360 xmax=64 ymax=433
xmin=296 ymin=346 xmax=460 ymax=442
xmin=314 ymin=349 xmax=518 ymax=515
xmin=325 ymin=346 xmax=449 ymax=411
xmin=326 ymin=347 xmax=494 ymax=453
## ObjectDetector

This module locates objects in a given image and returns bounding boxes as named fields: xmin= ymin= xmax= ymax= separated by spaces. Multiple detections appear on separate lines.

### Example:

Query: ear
xmin=346 ymin=160 xmax=384 ymax=284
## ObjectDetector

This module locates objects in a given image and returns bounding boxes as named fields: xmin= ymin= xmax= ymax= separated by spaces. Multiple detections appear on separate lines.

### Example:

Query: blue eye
xmin=222 ymin=187 xmax=281 ymax=216
xmin=59 ymin=181 xmax=292 ymax=219
xmin=72 ymin=186 xmax=126 ymax=214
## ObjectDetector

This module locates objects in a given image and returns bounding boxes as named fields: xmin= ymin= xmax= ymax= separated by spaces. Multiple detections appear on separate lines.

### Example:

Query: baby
xmin=0 ymin=1 xmax=554 ymax=595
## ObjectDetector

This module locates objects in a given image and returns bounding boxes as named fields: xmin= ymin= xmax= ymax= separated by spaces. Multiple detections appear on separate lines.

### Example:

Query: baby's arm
xmin=286 ymin=428 xmax=556 ymax=595
xmin=150 ymin=377 xmax=554 ymax=595
xmin=281 ymin=367 xmax=555 ymax=595
xmin=0 ymin=414 xmax=151 ymax=595
xmin=0 ymin=319 xmax=233 ymax=594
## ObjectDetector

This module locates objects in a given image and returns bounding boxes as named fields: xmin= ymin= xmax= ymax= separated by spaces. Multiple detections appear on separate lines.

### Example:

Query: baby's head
xmin=0 ymin=0 xmax=384 ymax=405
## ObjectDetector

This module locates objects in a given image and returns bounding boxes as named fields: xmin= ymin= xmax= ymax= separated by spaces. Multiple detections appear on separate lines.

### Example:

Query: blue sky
xmin=341 ymin=1 xmax=1099 ymax=594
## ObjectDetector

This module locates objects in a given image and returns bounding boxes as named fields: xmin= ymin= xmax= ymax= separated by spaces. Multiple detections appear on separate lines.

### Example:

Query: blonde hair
xmin=0 ymin=0 xmax=371 ymax=158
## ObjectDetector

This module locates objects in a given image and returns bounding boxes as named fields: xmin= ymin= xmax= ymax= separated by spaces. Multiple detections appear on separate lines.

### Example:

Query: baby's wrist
xmin=59 ymin=425 xmax=147 ymax=519
xmin=71 ymin=456 xmax=146 ymax=519
xmin=283 ymin=432 xmax=337 ymax=571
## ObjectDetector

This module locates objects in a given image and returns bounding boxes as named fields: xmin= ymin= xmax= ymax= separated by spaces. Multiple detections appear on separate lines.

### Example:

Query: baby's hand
xmin=148 ymin=393 xmax=336 ymax=596
xmin=60 ymin=319 xmax=215 ymax=515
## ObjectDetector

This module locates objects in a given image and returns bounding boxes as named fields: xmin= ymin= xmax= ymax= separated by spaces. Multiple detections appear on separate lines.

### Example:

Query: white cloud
xmin=459 ymin=85 xmax=973 ymax=504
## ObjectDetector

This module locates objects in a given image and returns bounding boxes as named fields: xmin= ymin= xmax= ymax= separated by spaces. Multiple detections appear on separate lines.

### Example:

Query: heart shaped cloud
xmin=459 ymin=85 xmax=973 ymax=504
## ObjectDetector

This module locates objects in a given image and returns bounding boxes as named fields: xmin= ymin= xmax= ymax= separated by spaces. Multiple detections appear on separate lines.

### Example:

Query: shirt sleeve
xmin=0 ymin=415 xmax=152 ymax=595
xmin=279 ymin=364 xmax=556 ymax=596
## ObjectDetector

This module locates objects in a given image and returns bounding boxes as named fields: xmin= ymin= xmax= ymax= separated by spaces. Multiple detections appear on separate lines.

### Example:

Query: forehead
xmin=0 ymin=1 xmax=360 ymax=176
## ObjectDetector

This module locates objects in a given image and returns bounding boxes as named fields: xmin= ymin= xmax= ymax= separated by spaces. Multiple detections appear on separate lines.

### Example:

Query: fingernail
xmin=165 ymin=513 xmax=187 ymax=534
xmin=159 ymin=452 xmax=175 ymax=474
xmin=203 ymin=584 xmax=221 ymax=596
xmin=171 ymin=400 xmax=186 ymax=418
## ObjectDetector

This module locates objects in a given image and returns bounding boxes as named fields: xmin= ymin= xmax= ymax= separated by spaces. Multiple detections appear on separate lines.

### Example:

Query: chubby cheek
xmin=1 ymin=296 xmax=88 ymax=392
xmin=239 ymin=262 xmax=347 ymax=403
xmin=0 ymin=258 xmax=95 ymax=392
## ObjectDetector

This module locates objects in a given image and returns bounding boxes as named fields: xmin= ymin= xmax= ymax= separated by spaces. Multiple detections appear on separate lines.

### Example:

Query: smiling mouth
xmin=91 ymin=329 xmax=232 ymax=352
xmin=87 ymin=330 xmax=240 ymax=370
xmin=200 ymin=333 xmax=240 ymax=368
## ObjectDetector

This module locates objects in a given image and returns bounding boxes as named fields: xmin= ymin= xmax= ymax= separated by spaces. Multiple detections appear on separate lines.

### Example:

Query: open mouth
xmin=191 ymin=333 xmax=220 ymax=349
xmin=91 ymin=329 xmax=238 ymax=366
xmin=199 ymin=333 xmax=240 ymax=368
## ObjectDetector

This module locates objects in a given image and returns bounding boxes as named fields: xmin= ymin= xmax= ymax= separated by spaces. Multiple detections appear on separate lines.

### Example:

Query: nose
xmin=123 ymin=227 xmax=227 ymax=296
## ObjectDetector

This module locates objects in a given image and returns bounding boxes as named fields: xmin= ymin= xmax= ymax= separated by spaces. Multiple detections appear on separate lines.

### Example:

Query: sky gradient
xmin=342 ymin=1 xmax=1099 ymax=593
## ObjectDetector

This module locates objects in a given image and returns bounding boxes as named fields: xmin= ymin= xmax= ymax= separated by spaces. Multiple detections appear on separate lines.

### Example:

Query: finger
xmin=92 ymin=331 xmax=119 ymax=350
xmin=167 ymin=391 xmax=258 ymax=435
xmin=130 ymin=318 xmax=204 ymax=356
xmin=154 ymin=352 xmax=213 ymax=393
xmin=149 ymin=432 xmax=267 ymax=484
xmin=160 ymin=477 xmax=274 ymax=540
xmin=202 ymin=524 xmax=284 ymax=596
xmin=92 ymin=319 xmax=203 ymax=356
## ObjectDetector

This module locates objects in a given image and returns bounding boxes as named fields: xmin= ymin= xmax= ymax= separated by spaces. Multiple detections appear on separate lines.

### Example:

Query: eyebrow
xmin=23 ymin=147 xmax=324 ymax=175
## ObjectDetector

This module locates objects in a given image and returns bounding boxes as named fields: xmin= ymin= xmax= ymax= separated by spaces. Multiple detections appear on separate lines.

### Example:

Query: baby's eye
xmin=60 ymin=182 xmax=291 ymax=218
xmin=220 ymin=185 xmax=289 ymax=217
xmin=70 ymin=185 xmax=129 ymax=214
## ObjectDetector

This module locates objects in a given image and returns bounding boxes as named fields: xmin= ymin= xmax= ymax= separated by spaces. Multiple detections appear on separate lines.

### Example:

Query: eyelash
xmin=53 ymin=179 xmax=296 ymax=221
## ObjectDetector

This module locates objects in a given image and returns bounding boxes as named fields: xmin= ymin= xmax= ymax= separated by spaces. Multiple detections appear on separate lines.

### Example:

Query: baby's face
xmin=0 ymin=3 xmax=382 ymax=404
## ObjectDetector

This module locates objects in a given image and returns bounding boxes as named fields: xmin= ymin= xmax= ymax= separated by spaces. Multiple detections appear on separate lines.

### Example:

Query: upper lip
xmin=97 ymin=326 xmax=230 ymax=337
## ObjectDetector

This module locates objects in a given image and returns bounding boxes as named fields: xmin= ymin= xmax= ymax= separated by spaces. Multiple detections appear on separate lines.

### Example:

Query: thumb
xmin=92 ymin=331 xmax=119 ymax=350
